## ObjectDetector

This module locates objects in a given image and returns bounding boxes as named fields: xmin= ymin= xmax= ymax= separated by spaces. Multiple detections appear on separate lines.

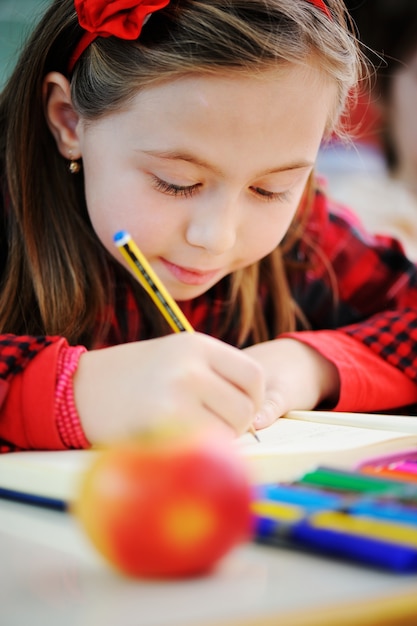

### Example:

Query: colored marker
xmin=255 ymin=483 xmax=341 ymax=510
xmin=253 ymin=495 xmax=417 ymax=571
xmin=350 ymin=499 xmax=417 ymax=525
xmin=390 ymin=461 xmax=417 ymax=475
xmin=255 ymin=483 xmax=417 ymax=525
xmin=254 ymin=515 xmax=417 ymax=572
xmin=311 ymin=509 xmax=417 ymax=547
xmin=253 ymin=493 xmax=417 ymax=534
xmin=253 ymin=506 xmax=417 ymax=548
xmin=357 ymin=449 xmax=417 ymax=471
xmin=361 ymin=465 xmax=417 ymax=483
xmin=299 ymin=466 xmax=417 ymax=496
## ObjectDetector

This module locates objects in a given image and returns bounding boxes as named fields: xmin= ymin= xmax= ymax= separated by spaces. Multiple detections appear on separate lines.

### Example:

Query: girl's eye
xmin=152 ymin=176 xmax=201 ymax=198
xmin=250 ymin=186 xmax=291 ymax=203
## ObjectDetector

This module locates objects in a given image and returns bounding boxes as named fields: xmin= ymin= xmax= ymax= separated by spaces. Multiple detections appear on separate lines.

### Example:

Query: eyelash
xmin=250 ymin=187 xmax=291 ymax=203
xmin=152 ymin=177 xmax=200 ymax=198
xmin=152 ymin=176 xmax=290 ymax=203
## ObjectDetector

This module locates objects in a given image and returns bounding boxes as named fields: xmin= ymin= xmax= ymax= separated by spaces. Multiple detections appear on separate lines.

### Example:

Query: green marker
xmin=299 ymin=466 xmax=417 ymax=498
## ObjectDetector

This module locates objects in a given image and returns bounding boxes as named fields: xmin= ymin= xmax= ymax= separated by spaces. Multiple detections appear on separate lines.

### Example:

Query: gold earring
xmin=68 ymin=151 xmax=81 ymax=174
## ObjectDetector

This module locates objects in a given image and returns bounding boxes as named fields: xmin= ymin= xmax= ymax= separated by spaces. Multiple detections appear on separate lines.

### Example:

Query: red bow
xmin=307 ymin=0 xmax=331 ymax=19
xmin=69 ymin=0 xmax=170 ymax=72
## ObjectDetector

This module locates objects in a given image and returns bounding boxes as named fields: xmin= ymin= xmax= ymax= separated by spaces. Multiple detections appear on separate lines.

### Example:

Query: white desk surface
xmin=2 ymin=499 xmax=417 ymax=626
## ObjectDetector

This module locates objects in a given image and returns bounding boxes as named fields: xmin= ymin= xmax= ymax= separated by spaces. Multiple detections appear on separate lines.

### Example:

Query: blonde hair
xmin=0 ymin=0 xmax=363 ymax=347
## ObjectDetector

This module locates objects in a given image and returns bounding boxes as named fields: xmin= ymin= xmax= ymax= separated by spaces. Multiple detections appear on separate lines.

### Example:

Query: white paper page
xmin=286 ymin=410 xmax=417 ymax=433
xmin=237 ymin=418 xmax=410 ymax=454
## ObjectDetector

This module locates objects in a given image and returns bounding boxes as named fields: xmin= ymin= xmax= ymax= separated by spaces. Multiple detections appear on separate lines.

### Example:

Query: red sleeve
xmin=284 ymin=329 xmax=417 ymax=412
xmin=0 ymin=339 xmax=68 ymax=450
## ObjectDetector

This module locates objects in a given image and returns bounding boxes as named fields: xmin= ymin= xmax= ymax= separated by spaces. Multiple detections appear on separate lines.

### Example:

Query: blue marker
xmin=255 ymin=483 xmax=417 ymax=525
xmin=255 ymin=515 xmax=417 ymax=572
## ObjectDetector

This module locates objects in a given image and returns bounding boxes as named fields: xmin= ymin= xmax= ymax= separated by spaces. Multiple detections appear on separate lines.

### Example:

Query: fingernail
xmin=254 ymin=412 xmax=266 ymax=428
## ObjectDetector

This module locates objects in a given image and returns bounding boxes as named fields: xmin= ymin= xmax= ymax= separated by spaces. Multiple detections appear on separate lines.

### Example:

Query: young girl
xmin=0 ymin=0 xmax=416 ymax=453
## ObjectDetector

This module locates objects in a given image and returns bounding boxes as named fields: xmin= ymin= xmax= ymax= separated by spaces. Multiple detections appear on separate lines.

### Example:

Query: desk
xmin=1 ymin=499 xmax=417 ymax=626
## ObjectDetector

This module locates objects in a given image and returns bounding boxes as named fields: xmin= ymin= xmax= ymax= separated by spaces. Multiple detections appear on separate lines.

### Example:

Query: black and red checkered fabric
xmin=0 ymin=186 xmax=416 ymax=451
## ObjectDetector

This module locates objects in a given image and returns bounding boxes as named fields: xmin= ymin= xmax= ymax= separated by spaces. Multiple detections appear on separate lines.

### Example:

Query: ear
xmin=43 ymin=72 xmax=82 ymax=160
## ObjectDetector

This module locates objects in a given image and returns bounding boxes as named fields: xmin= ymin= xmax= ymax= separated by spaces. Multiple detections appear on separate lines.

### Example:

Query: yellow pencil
xmin=114 ymin=230 xmax=259 ymax=442
xmin=114 ymin=230 xmax=194 ymax=333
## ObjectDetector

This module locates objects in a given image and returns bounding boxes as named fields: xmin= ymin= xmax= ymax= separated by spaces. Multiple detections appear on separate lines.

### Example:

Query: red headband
xmin=69 ymin=0 xmax=171 ymax=73
xmin=69 ymin=0 xmax=331 ymax=74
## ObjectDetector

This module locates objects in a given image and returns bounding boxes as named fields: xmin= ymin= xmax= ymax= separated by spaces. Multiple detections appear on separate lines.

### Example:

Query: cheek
xmin=86 ymin=196 xmax=136 ymax=260
xmin=81 ymin=160 xmax=122 ymax=250
xmin=240 ymin=205 xmax=298 ymax=263
xmin=87 ymin=192 xmax=180 ymax=269
xmin=81 ymin=165 xmax=159 ymax=256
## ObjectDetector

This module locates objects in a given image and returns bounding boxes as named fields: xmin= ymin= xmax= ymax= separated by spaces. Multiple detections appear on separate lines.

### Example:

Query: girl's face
xmin=77 ymin=64 xmax=336 ymax=300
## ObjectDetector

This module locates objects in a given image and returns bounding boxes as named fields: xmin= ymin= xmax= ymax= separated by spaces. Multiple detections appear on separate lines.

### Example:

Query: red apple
xmin=72 ymin=429 xmax=254 ymax=578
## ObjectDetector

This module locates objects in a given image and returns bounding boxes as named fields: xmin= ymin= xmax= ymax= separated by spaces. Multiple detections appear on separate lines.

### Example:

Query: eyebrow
xmin=141 ymin=149 xmax=314 ymax=177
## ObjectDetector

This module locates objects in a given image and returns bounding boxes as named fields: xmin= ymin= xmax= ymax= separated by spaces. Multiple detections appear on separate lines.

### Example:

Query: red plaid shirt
xmin=1 ymin=187 xmax=417 ymax=451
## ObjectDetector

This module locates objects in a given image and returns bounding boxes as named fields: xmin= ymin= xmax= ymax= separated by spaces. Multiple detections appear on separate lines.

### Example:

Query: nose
xmin=185 ymin=201 xmax=238 ymax=255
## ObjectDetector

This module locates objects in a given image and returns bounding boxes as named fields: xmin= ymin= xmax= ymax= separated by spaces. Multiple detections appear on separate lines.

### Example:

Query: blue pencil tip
xmin=113 ymin=230 xmax=128 ymax=244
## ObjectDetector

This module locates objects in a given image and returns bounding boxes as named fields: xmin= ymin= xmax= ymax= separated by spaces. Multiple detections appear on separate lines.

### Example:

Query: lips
xmin=160 ymin=258 xmax=221 ymax=286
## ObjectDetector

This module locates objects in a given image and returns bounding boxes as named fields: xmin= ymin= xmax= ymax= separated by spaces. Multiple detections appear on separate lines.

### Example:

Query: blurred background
xmin=0 ymin=0 xmax=50 ymax=89
xmin=318 ymin=0 xmax=417 ymax=258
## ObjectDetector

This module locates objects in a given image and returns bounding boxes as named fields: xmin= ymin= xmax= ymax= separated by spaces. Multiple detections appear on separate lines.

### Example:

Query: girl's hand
xmin=73 ymin=333 xmax=264 ymax=444
xmin=243 ymin=338 xmax=340 ymax=429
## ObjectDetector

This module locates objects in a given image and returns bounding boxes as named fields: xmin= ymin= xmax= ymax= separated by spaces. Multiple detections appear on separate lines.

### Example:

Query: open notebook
xmin=238 ymin=410 xmax=417 ymax=484
xmin=1 ymin=410 xmax=417 ymax=506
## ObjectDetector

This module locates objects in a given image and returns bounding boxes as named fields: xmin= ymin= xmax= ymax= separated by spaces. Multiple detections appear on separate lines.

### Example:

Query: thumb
xmin=253 ymin=393 xmax=287 ymax=430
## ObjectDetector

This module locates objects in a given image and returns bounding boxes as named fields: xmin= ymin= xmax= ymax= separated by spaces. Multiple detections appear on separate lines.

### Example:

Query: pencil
xmin=113 ymin=230 xmax=259 ymax=442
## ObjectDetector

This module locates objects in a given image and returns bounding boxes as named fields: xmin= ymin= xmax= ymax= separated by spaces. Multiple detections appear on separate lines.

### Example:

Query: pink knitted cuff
xmin=55 ymin=345 xmax=90 ymax=449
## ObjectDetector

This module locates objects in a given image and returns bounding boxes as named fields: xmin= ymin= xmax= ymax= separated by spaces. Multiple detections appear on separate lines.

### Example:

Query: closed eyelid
xmin=250 ymin=186 xmax=292 ymax=202
xmin=151 ymin=175 xmax=201 ymax=198
xmin=141 ymin=149 xmax=314 ymax=178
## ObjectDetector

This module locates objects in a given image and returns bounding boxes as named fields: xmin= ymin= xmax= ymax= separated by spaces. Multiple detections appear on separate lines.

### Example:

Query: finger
xmin=207 ymin=341 xmax=265 ymax=414
xmin=254 ymin=393 xmax=287 ymax=429
xmin=199 ymin=369 xmax=261 ymax=435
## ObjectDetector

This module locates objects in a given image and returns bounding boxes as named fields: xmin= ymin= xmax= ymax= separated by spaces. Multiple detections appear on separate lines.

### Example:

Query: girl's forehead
xmin=123 ymin=62 xmax=336 ymax=112
xmin=79 ymin=63 xmax=337 ymax=172
xmin=81 ymin=63 xmax=336 ymax=136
